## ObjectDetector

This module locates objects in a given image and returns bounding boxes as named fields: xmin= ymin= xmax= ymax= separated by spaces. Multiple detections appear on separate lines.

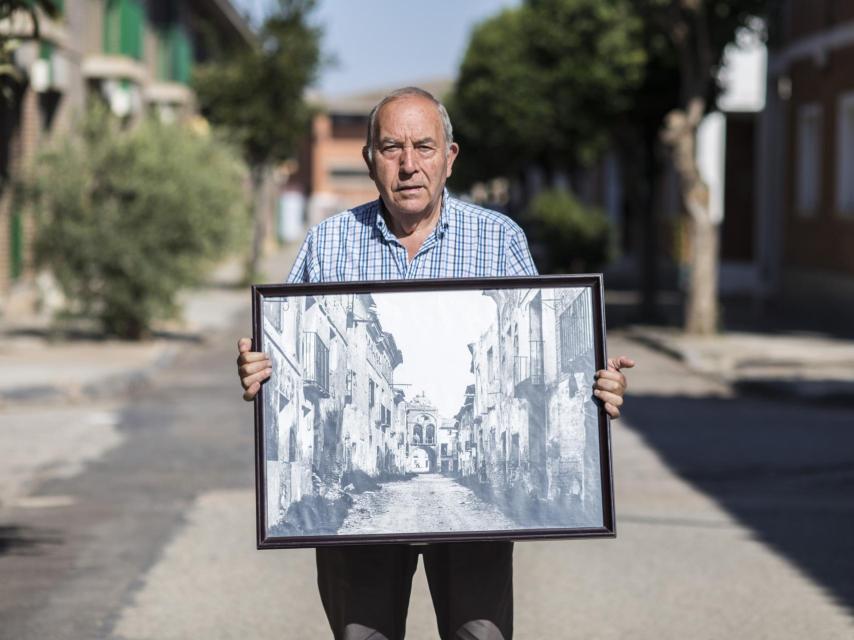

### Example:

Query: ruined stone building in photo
xmin=457 ymin=288 xmax=601 ymax=522
xmin=262 ymin=292 xmax=405 ymax=526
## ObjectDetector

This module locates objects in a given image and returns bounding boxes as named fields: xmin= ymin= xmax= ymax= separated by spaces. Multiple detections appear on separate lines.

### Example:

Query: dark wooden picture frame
xmin=252 ymin=275 xmax=615 ymax=549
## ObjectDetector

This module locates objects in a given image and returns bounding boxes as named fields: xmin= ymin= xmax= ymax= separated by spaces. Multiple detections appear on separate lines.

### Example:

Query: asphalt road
xmin=1 ymin=329 xmax=853 ymax=639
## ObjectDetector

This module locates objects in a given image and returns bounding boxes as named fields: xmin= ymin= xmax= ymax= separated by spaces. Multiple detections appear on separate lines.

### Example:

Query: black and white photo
xmin=253 ymin=277 xmax=613 ymax=547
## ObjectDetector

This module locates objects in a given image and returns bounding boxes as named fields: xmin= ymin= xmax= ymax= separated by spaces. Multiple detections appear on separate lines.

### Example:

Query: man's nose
xmin=399 ymin=146 xmax=416 ymax=173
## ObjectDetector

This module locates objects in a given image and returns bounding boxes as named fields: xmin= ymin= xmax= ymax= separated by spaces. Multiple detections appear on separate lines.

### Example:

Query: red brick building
xmin=758 ymin=0 xmax=854 ymax=300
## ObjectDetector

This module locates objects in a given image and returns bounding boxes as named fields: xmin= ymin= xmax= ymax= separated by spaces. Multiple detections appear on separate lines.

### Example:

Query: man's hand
xmin=593 ymin=355 xmax=635 ymax=420
xmin=237 ymin=337 xmax=272 ymax=401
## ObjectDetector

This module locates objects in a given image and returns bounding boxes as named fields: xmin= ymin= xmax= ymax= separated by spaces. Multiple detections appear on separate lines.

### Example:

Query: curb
xmin=0 ymin=344 xmax=179 ymax=408
xmin=625 ymin=328 xmax=854 ymax=407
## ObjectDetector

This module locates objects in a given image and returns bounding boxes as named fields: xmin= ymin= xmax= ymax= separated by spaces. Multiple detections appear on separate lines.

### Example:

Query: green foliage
xmin=526 ymin=188 xmax=612 ymax=273
xmin=192 ymin=0 xmax=322 ymax=168
xmin=23 ymin=106 xmax=249 ymax=339
xmin=449 ymin=0 xmax=646 ymax=187
xmin=449 ymin=0 xmax=768 ymax=190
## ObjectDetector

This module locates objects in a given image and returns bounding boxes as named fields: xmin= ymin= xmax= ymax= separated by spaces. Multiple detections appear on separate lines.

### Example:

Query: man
xmin=237 ymin=87 xmax=634 ymax=640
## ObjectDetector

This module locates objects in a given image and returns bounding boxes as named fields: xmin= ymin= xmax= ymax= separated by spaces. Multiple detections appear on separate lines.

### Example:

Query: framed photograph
xmin=252 ymin=275 xmax=614 ymax=549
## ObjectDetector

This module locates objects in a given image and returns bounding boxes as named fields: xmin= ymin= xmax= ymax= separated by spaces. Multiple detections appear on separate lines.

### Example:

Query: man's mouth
xmin=396 ymin=185 xmax=423 ymax=192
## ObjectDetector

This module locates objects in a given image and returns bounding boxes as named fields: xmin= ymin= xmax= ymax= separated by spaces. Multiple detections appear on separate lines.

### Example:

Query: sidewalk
xmin=0 ymin=243 xmax=300 ymax=407
xmin=627 ymin=325 xmax=854 ymax=404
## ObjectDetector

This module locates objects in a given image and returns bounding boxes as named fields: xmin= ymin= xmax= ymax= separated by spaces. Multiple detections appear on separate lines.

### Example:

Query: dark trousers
xmin=316 ymin=541 xmax=514 ymax=640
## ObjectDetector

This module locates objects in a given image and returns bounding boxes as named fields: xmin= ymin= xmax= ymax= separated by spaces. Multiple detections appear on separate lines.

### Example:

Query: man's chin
xmin=391 ymin=196 xmax=431 ymax=215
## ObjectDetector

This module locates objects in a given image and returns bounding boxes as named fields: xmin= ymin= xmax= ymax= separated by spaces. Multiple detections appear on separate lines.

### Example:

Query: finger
xmin=238 ymin=359 xmax=271 ymax=377
xmin=594 ymin=389 xmax=624 ymax=407
xmin=604 ymin=402 xmax=621 ymax=420
xmin=243 ymin=381 xmax=260 ymax=401
xmin=594 ymin=377 xmax=624 ymax=393
xmin=237 ymin=353 xmax=269 ymax=369
xmin=608 ymin=356 xmax=636 ymax=371
xmin=238 ymin=337 xmax=253 ymax=353
xmin=241 ymin=367 xmax=271 ymax=390
xmin=595 ymin=369 xmax=626 ymax=385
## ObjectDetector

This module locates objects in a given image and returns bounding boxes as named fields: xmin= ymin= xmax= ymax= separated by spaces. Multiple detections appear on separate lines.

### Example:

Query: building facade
xmin=757 ymin=0 xmax=854 ymax=303
xmin=0 ymin=0 xmax=253 ymax=307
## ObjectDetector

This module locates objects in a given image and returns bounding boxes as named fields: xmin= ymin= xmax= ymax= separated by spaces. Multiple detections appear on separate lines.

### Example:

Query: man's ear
xmin=362 ymin=146 xmax=375 ymax=181
xmin=445 ymin=142 xmax=460 ymax=178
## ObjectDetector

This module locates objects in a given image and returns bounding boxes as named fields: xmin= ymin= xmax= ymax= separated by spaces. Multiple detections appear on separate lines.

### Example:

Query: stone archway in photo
xmin=407 ymin=445 xmax=437 ymax=473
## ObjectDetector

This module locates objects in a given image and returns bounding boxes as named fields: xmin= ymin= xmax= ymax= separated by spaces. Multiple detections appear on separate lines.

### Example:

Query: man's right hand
xmin=237 ymin=337 xmax=271 ymax=401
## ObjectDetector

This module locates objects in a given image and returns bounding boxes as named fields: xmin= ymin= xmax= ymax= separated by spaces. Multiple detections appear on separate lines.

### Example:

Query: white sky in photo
xmin=372 ymin=290 xmax=497 ymax=419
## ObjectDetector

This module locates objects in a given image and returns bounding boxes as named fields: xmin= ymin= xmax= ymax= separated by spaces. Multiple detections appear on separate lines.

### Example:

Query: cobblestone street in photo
xmin=338 ymin=473 xmax=520 ymax=535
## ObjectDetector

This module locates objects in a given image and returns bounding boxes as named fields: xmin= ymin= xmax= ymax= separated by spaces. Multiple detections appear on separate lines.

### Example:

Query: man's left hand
xmin=594 ymin=356 xmax=635 ymax=420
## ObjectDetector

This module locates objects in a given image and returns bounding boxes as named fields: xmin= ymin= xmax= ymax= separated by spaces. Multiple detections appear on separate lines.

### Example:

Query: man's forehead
xmin=375 ymin=96 xmax=443 ymax=134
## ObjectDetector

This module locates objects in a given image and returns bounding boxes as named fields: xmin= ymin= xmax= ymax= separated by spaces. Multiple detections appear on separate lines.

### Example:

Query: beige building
xmin=0 ymin=0 xmax=252 ymax=307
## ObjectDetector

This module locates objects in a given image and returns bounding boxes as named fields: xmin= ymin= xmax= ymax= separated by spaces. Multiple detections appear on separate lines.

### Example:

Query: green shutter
xmin=103 ymin=0 xmax=143 ymax=60
xmin=172 ymin=25 xmax=191 ymax=85
xmin=10 ymin=211 xmax=23 ymax=281
xmin=156 ymin=23 xmax=193 ymax=84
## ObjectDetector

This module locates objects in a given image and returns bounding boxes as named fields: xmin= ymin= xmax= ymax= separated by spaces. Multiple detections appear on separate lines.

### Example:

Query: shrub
xmin=23 ymin=107 xmax=249 ymax=338
xmin=526 ymin=188 xmax=613 ymax=273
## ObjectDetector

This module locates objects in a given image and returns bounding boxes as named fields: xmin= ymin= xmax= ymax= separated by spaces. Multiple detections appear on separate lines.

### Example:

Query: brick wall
xmin=784 ymin=42 xmax=854 ymax=274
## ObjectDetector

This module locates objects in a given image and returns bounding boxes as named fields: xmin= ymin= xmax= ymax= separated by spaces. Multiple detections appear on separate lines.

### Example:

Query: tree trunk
xmin=685 ymin=212 xmax=719 ymax=334
xmin=246 ymin=165 xmax=269 ymax=282
xmin=661 ymin=98 xmax=719 ymax=335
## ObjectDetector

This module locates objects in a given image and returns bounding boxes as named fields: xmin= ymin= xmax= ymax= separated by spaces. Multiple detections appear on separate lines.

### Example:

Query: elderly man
xmin=237 ymin=87 xmax=634 ymax=640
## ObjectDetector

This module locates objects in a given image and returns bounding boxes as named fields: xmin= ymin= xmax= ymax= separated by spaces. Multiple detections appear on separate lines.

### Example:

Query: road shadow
xmin=623 ymin=393 xmax=854 ymax=614
xmin=0 ymin=525 xmax=63 ymax=556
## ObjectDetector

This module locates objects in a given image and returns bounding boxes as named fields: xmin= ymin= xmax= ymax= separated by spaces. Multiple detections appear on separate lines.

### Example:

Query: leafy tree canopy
xmin=23 ymin=106 xmax=249 ymax=339
xmin=193 ymin=0 xmax=322 ymax=168
xmin=449 ymin=0 xmax=647 ymax=187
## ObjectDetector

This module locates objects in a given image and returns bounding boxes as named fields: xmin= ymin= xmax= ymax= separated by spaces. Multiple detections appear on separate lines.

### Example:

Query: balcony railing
xmin=513 ymin=340 xmax=544 ymax=387
xmin=302 ymin=331 xmax=330 ymax=397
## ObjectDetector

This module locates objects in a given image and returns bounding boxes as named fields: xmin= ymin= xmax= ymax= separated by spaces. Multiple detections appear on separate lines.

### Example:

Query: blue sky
xmin=233 ymin=0 xmax=518 ymax=97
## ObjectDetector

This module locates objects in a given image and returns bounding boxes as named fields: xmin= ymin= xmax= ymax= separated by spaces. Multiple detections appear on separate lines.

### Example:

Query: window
xmin=837 ymin=93 xmax=854 ymax=215
xmin=796 ymin=103 xmax=822 ymax=216
xmin=511 ymin=434 xmax=520 ymax=467
xmin=369 ymin=379 xmax=375 ymax=408
xmin=487 ymin=347 xmax=495 ymax=382
xmin=302 ymin=332 xmax=329 ymax=394
xmin=426 ymin=424 xmax=435 ymax=444
xmin=104 ymin=0 xmax=144 ymax=60
xmin=288 ymin=428 xmax=297 ymax=463
xmin=441 ymin=443 xmax=448 ymax=456
xmin=345 ymin=370 xmax=354 ymax=399
xmin=413 ymin=425 xmax=423 ymax=444
xmin=559 ymin=290 xmax=593 ymax=373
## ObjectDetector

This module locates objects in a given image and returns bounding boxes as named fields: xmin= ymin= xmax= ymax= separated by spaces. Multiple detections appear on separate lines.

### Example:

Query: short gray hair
xmin=364 ymin=87 xmax=454 ymax=163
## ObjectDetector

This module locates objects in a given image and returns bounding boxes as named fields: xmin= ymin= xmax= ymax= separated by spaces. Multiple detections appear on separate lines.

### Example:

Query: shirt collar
xmin=375 ymin=188 xmax=453 ymax=241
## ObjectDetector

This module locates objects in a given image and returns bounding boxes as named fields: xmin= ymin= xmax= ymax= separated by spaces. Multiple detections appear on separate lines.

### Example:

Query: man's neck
xmin=382 ymin=197 xmax=443 ymax=240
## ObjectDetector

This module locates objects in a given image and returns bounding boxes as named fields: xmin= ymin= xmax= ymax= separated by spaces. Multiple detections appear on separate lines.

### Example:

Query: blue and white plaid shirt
xmin=287 ymin=191 xmax=538 ymax=282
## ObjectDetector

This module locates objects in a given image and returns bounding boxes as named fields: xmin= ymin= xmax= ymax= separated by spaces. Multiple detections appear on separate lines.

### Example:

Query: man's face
xmin=364 ymin=96 xmax=459 ymax=222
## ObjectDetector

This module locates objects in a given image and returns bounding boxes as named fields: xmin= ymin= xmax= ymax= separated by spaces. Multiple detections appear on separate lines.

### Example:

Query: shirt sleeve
xmin=286 ymin=228 xmax=319 ymax=283
xmin=506 ymin=226 xmax=539 ymax=276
